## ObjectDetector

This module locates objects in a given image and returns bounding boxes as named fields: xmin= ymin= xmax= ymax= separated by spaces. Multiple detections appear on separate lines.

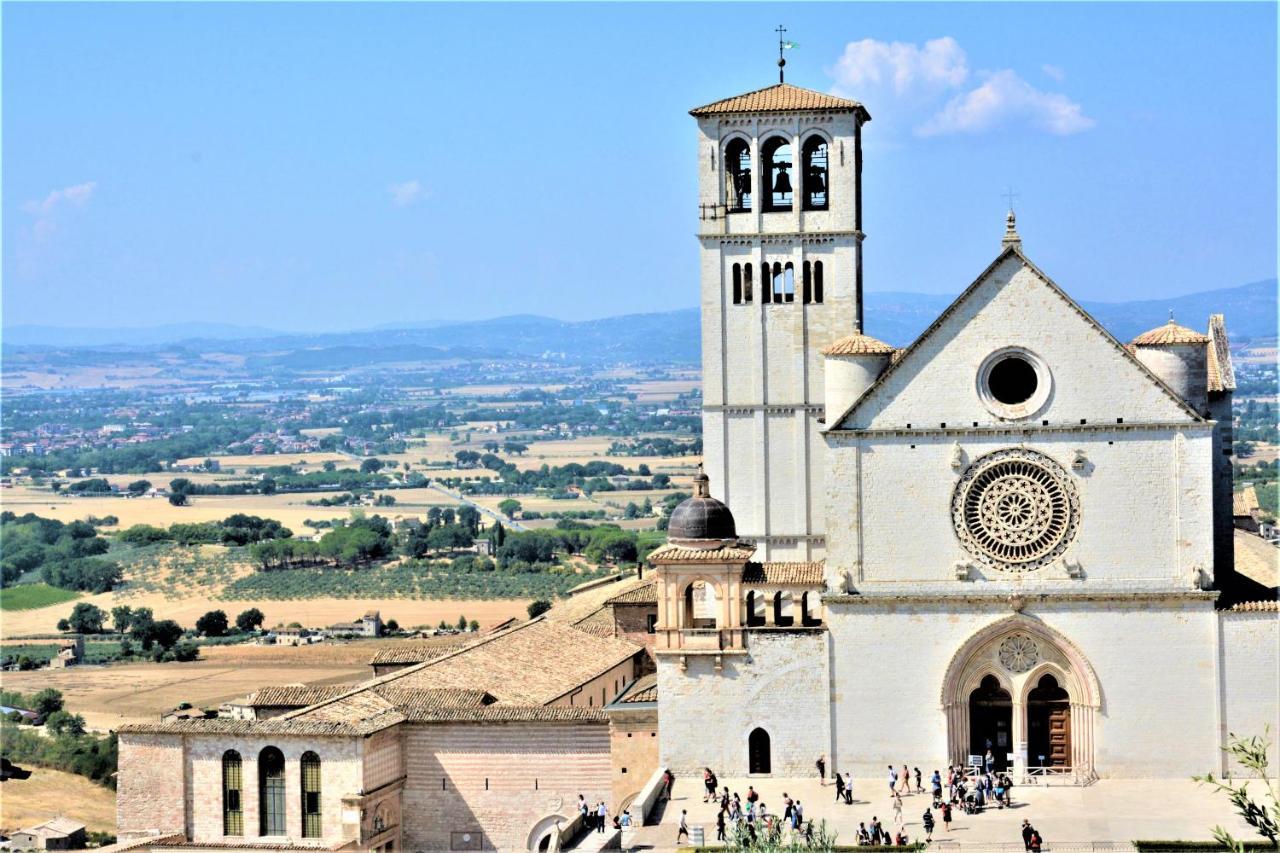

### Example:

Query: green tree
xmin=1194 ymin=728 xmax=1279 ymax=850
xmin=235 ymin=607 xmax=265 ymax=632
xmin=498 ymin=499 xmax=522 ymax=518
xmin=150 ymin=619 xmax=185 ymax=650
xmin=385 ymin=619 xmax=400 ymax=633
xmin=468 ymin=619 xmax=480 ymax=632
xmin=44 ymin=710 xmax=87 ymax=737
xmin=31 ymin=688 xmax=65 ymax=717
xmin=195 ymin=609 xmax=229 ymax=637
xmin=527 ymin=599 xmax=552 ymax=619
xmin=56 ymin=618 xmax=70 ymax=632
xmin=456 ymin=614 xmax=468 ymax=631
xmin=111 ymin=605 xmax=134 ymax=635
xmin=126 ymin=479 xmax=152 ymax=496
xmin=168 ymin=492 xmax=189 ymax=507
xmin=360 ymin=458 xmax=385 ymax=473
xmin=68 ymin=602 xmax=106 ymax=634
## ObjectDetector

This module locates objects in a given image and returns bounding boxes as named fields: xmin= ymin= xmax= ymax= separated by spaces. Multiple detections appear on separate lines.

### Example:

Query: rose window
xmin=998 ymin=634 xmax=1040 ymax=673
xmin=952 ymin=449 xmax=1079 ymax=572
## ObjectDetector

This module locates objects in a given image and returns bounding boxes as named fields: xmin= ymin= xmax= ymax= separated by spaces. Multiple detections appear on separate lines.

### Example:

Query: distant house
xmin=1234 ymin=484 xmax=1262 ymax=532
xmin=0 ymin=705 xmax=40 ymax=723
xmin=271 ymin=626 xmax=314 ymax=646
xmin=9 ymin=817 xmax=87 ymax=851
xmin=326 ymin=610 xmax=382 ymax=638
xmin=49 ymin=636 xmax=84 ymax=669
xmin=161 ymin=707 xmax=212 ymax=723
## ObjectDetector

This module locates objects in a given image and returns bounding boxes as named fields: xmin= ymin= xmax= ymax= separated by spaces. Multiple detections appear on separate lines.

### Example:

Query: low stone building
xmin=115 ymin=618 xmax=653 ymax=852
xmin=10 ymin=817 xmax=87 ymax=851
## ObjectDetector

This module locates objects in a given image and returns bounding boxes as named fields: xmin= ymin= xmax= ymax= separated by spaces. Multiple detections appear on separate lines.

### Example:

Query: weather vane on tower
xmin=777 ymin=25 xmax=797 ymax=83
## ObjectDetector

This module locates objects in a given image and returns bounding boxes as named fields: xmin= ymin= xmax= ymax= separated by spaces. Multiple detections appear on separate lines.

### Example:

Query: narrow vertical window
xmin=222 ymin=751 xmax=243 ymax=836
xmin=259 ymin=747 xmax=286 ymax=836
xmin=802 ymin=261 xmax=812 ymax=304
xmin=761 ymin=263 xmax=772 ymax=303
xmin=802 ymin=136 xmax=829 ymax=211
xmin=771 ymin=262 xmax=784 ymax=303
xmin=784 ymin=263 xmax=795 ymax=303
xmin=301 ymin=751 xmax=322 ymax=838
xmin=732 ymin=264 xmax=742 ymax=305
xmin=743 ymin=263 xmax=753 ymax=302
xmin=814 ymin=261 xmax=825 ymax=304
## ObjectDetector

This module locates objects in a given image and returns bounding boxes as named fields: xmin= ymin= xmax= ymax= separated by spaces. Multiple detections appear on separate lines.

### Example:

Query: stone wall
xmin=117 ymin=733 xmax=186 ymax=838
xmin=1218 ymin=610 xmax=1280 ymax=772
xmin=612 ymin=603 xmax=657 ymax=665
xmin=658 ymin=630 xmax=830 ymax=778
xmin=556 ymin=658 xmax=637 ymax=709
xmin=825 ymin=598 xmax=1220 ymax=778
xmin=609 ymin=709 xmax=659 ymax=811
xmin=400 ymin=721 xmax=611 ymax=852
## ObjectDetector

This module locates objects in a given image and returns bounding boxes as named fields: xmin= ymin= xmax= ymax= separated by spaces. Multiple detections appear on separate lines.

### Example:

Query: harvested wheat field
xmin=0 ymin=767 xmax=117 ymax=833
xmin=174 ymin=452 xmax=353 ymax=470
xmin=1 ymin=587 xmax=529 ymax=639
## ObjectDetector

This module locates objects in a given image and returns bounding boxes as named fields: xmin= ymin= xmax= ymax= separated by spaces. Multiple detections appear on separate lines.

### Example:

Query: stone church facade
xmin=655 ymin=80 xmax=1278 ymax=784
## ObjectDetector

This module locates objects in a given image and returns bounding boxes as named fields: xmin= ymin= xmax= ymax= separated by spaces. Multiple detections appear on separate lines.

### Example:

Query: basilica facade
xmin=653 ymin=80 xmax=1278 ymax=783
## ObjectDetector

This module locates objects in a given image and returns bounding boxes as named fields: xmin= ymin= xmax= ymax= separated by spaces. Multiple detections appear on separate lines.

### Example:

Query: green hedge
xmin=1133 ymin=843 xmax=1279 ymax=851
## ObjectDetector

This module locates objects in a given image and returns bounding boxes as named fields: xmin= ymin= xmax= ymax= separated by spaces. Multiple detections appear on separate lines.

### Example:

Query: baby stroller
xmin=963 ymin=790 xmax=983 ymax=815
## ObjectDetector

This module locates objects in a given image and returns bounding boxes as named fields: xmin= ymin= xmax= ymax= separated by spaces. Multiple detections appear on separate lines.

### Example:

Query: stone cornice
xmin=823 ymin=589 xmax=1220 ymax=607
xmin=697 ymin=231 xmax=863 ymax=244
xmin=825 ymin=420 xmax=1216 ymax=440
xmin=704 ymin=404 xmax=824 ymax=414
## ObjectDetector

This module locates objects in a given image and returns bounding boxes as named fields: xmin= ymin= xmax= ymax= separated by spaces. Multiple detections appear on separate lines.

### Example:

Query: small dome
xmin=1132 ymin=319 xmax=1210 ymax=347
xmin=821 ymin=333 xmax=895 ymax=356
xmin=668 ymin=466 xmax=737 ymax=545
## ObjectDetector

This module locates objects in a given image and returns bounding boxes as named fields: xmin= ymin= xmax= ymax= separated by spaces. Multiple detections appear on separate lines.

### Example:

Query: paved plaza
xmin=623 ymin=775 xmax=1263 ymax=850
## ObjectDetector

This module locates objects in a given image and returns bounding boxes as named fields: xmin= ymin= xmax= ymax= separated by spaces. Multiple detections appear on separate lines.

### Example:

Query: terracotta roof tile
xmin=246 ymin=685 xmax=352 ymax=708
xmin=613 ymin=673 xmax=657 ymax=705
xmin=648 ymin=543 xmax=756 ymax=564
xmin=369 ymin=640 xmax=466 ymax=666
xmin=571 ymin=606 xmax=617 ymax=638
xmin=742 ymin=561 xmax=826 ymax=586
xmin=1233 ymin=529 xmax=1279 ymax=589
xmin=821 ymin=334 xmax=895 ymax=356
xmin=1234 ymin=485 xmax=1260 ymax=517
xmin=1131 ymin=319 xmax=1211 ymax=346
xmin=605 ymin=579 xmax=658 ymax=605
xmin=691 ymin=83 xmax=866 ymax=117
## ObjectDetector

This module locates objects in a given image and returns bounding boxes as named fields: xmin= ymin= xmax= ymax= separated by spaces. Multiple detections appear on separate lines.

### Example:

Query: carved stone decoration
xmin=998 ymin=633 xmax=1040 ymax=673
xmin=951 ymin=449 xmax=1080 ymax=572
xmin=951 ymin=441 xmax=965 ymax=471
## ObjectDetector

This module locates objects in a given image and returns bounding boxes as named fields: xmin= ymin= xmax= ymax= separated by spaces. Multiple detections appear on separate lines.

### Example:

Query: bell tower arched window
xmin=724 ymin=138 xmax=752 ymax=213
xmin=761 ymin=137 xmax=793 ymax=212
xmin=802 ymin=136 xmax=829 ymax=211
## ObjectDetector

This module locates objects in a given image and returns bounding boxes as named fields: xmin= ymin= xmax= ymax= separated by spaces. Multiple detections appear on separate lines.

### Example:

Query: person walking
xmin=716 ymin=809 xmax=726 ymax=842
xmin=596 ymin=802 xmax=607 ymax=833
xmin=913 ymin=766 xmax=923 ymax=794
xmin=834 ymin=770 xmax=846 ymax=803
xmin=676 ymin=810 xmax=689 ymax=845
xmin=922 ymin=808 xmax=935 ymax=842
xmin=887 ymin=765 xmax=897 ymax=794
xmin=1021 ymin=820 xmax=1035 ymax=851
xmin=1029 ymin=830 xmax=1044 ymax=853
xmin=898 ymin=764 xmax=911 ymax=794
xmin=662 ymin=769 xmax=674 ymax=800
xmin=843 ymin=772 xmax=854 ymax=804
xmin=941 ymin=801 xmax=953 ymax=832
xmin=891 ymin=791 xmax=904 ymax=827
xmin=816 ymin=754 xmax=826 ymax=785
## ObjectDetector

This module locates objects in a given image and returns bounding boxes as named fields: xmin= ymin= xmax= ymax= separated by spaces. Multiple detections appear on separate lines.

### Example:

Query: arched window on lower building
xmin=745 ymin=591 xmax=766 ymax=627
xmin=773 ymin=591 xmax=795 ymax=627
xmin=761 ymin=263 xmax=772 ymax=303
xmin=801 ymin=590 xmax=822 ymax=626
xmin=732 ymin=263 xmax=742 ymax=304
xmin=222 ymin=751 xmax=243 ymax=836
xmin=258 ymin=747 xmax=286 ymax=836
xmin=814 ymin=261 xmax=825 ymax=304
xmin=301 ymin=751 xmax=322 ymax=838
xmin=803 ymin=261 xmax=812 ymax=304
xmin=743 ymin=263 xmax=753 ymax=302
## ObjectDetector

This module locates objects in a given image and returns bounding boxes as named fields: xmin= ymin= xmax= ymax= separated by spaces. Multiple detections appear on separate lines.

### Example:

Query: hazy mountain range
xmin=4 ymin=279 xmax=1274 ymax=366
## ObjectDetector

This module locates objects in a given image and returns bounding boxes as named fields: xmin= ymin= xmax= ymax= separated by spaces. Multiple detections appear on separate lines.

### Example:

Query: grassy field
xmin=0 ymin=583 xmax=81 ymax=611
xmin=0 ymin=767 xmax=116 ymax=834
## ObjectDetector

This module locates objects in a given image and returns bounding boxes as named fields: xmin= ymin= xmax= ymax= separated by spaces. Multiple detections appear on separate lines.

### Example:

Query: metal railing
xmin=930 ymin=843 xmax=1134 ymax=852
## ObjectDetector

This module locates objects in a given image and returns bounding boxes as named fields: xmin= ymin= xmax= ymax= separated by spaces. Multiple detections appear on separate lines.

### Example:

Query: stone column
xmin=1011 ymin=701 xmax=1027 ymax=783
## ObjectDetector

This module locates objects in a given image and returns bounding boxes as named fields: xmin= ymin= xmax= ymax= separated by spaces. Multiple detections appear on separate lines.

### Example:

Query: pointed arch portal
xmin=941 ymin=615 xmax=1099 ymax=782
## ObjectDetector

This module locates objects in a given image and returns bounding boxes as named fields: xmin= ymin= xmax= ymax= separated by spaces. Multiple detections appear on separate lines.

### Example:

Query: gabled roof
xmin=246 ymin=685 xmax=351 ymax=708
xmin=829 ymin=246 xmax=1206 ymax=430
xmin=690 ymin=82 xmax=869 ymax=120
xmin=609 ymin=673 xmax=658 ymax=706
xmin=821 ymin=334 xmax=896 ymax=356
xmin=369 ymin=640 xmax=466 ymax=666
xmin=605 ymin=579 xmax=658 ymax=605
xmin=649 ymin=543 xmax=756 ymax=564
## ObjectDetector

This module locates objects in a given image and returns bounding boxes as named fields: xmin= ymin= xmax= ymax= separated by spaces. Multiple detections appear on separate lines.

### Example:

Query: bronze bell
xmin=807 ymin=167 xmax=826 ymax=194
xmin=772 ymin=167 xmax=792 ymax=195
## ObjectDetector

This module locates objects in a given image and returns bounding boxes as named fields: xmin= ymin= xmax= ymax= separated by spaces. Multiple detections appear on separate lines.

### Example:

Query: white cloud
xmin=826 ymin=38 xmax=1093 ymax=139
xmin=21 ymin=181 xmax=97 ymax=240
xmin=828 ymin=36 xmax=969 ymax=98
xmin=388 ymin=179 xmax=425 ymax=207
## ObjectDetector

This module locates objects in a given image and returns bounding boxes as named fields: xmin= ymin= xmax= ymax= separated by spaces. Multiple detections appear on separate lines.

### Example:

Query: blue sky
xmin=3 ymin=2 xmax=1276 ymax=331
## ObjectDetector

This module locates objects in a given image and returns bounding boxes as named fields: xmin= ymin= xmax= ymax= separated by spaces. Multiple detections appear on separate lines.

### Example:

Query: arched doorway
xmin=968 ymin=675 xmax=1011 ymax=771
xmin=1027 ymin=673 xmax=1072 ymax=768
xmin=748 ymin=728 xmax=771 ymax=774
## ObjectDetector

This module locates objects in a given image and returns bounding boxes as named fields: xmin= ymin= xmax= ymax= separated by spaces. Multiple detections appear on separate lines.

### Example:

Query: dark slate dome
xmin=668 ymin=466 xmax=737 ymax=544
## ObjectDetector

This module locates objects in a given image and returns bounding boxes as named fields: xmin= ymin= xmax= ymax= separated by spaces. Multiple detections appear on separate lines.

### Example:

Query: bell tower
xmin=690 ymin=81 xmax=870 ymax=560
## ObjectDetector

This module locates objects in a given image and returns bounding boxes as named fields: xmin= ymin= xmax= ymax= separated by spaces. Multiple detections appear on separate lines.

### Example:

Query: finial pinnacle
xmin=1001 ymin=208 xmax=1022 ymax=251
xmin=693 ymin=463 xmax=710 ymax=498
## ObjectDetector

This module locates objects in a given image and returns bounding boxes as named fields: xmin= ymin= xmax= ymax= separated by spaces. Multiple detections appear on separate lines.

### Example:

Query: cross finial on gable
xmin=1001 ymin=208 xmax=1022 ymax=251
